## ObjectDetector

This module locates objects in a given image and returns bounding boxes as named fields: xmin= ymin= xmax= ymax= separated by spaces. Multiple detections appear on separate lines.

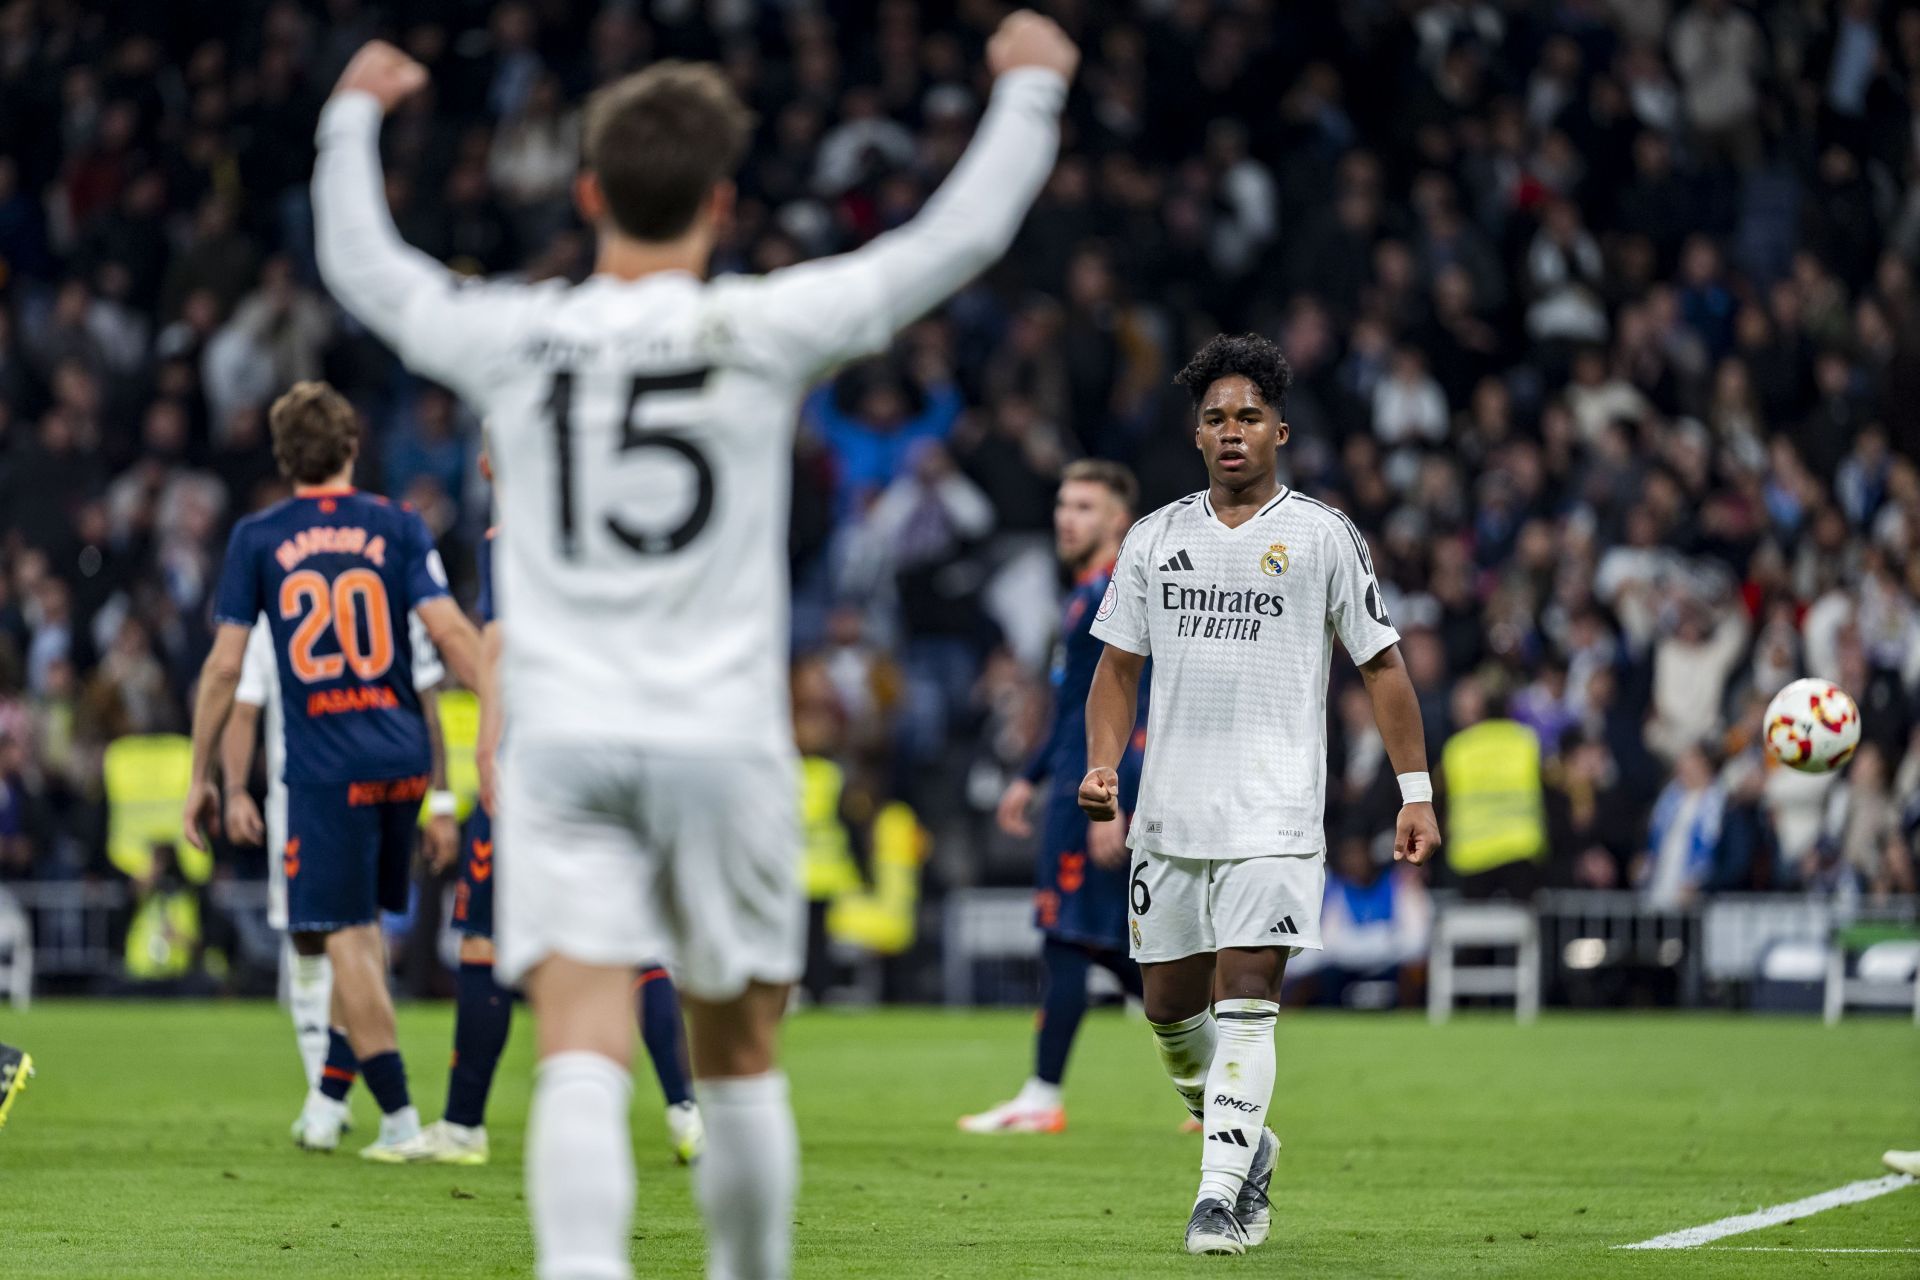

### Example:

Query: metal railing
xmin=0 ymin=879 xmax=274 ymax=980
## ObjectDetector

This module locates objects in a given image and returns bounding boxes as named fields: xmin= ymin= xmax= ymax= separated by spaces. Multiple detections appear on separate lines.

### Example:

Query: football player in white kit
xmin=222 ymin=612 xmax=458 ymax=1148
xmin=311 ymin=15 xmax=1077 ymax=1278
xmin=1078 ymin=333 xmax=1442 ymax=1256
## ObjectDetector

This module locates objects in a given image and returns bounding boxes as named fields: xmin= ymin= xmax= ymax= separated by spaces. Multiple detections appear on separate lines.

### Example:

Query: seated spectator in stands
xmin=840 ymin=442 xmax=995 ymax=766
xmin=0 ymin=730 xmax=29 ymax=876
xmin=1646 ymin=590 xmax=1748 ymax=762
xmin=1637 ymin=742 xmax=1723 ymax=908
xmin=1545 ymin=732 xmax=1640 ymax=889
xmin=1824 ymin=743 xmax=1917 ymax=900
xmin=1712 ymin=692 xmax=1777 ymax=890
xmin=807 ymin=358 xmax=963 ymax=520
xmin=1296 ymin=832 xmax=1431 ymax=1009
xmin=1509 ymin=657 xmax=1580 ymax=757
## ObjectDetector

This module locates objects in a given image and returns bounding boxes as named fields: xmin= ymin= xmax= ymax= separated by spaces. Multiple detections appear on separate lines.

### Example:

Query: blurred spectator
xmin=1638 ymin=742 xmax=1723 ymax=908
xmin=0 ymin=0 xmax=1911 ymax=930
xmin=1295 ymin=831 xmax=1432 ymax=1009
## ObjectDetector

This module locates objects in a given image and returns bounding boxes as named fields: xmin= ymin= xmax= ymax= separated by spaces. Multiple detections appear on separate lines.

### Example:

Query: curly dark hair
xmin=1173 ymin=333 xmax=1293 ymax=414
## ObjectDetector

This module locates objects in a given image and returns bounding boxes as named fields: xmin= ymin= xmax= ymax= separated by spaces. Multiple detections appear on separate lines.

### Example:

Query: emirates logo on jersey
xmin=1260 ymin=543 xmax=1290 ymax=577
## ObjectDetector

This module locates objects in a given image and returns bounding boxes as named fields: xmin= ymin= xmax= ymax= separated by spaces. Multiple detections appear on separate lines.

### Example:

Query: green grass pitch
xmin=0 ymin=1002 xmax=1915 ymax=1277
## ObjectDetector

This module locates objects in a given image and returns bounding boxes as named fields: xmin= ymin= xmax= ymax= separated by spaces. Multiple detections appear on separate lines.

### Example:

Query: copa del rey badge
xmin=1095 ymin=579 xmax=1119 ymax=621
xmin=1260 ymin=543 xmax=1290 ymax=576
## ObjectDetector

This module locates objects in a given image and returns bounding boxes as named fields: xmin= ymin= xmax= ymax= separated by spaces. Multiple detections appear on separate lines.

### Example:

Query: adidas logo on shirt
xmin=1159 ymin=549 xmax=1195 ymax=572
xmin=1268 ymin=916 xmax=1298 ymax=936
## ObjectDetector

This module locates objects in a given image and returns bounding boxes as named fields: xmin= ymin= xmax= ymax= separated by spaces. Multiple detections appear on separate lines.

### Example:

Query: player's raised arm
xmin=311 ymin=44 xmax=438 ymax=342
xmin=312 ymin=42 xmax=521 ymax=396
xmin=745 ymin=11 xmax=1078 ymax=377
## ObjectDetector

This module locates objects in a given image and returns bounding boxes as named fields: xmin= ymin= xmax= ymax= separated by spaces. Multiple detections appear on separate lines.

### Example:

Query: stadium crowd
xmin=0 ymin=0 xmax=1917 ymax=979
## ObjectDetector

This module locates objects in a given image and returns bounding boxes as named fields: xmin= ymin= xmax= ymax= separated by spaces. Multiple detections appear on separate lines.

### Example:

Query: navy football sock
xmin=319 ymin=1027 xmax=358 ymax=1102
xmin=1092 ymin=948 xmax=1144 ymax=1000
xmin=444 ymin=961 xmax=512 ymax=1128
xmin=1034 ymin=940 xmax=1091 ymax=1086
xmin=359 ymin=1050 xmax=411 ymax=1116
xmin=636 ymin=967 xmax=693 ymax=1107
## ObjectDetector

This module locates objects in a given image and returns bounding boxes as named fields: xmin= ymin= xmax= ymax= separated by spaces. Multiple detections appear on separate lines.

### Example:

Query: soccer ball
xmin=1763 ymin=678 xmax=1861 ymax=774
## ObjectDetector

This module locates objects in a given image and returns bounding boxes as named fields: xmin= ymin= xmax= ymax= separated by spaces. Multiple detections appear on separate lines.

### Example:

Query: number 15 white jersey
xmin=312 ymin=70 xmax=1068 ymax=753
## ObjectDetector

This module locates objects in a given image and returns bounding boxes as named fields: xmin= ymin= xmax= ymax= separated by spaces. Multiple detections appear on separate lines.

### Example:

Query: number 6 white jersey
xmin=312 ymin=70 xmax=1068 ymax=753
xmin=1090 ymin=488 xmax=1400 ymax=860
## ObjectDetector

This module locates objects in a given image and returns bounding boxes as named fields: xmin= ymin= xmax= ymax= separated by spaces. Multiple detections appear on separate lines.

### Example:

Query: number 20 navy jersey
xmin=214 ymin=488 xmax=450 ymax=785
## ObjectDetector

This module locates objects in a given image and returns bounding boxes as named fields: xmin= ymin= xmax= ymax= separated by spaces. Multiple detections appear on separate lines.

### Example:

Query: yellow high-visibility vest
xmin=427 ymin=688 xmax=481 ymax=825
xmin=826 ymin=801 xmax=927 ymax=955
xmin=124 ymin=889 xmax=200 ymax=980
xmin=1439 ymin=719 xmax=1547 ymax=875
xmin=800 ymin=756 xmax=862 ymax=900
xmin=103 ymin=734 xmax=208 ymax=884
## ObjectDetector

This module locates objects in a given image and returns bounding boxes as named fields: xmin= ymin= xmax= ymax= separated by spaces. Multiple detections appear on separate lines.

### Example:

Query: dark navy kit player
xmin=961 ymin=459 xmax=1150 ymax=1135
xmin=183 ymin=381 xmax=485 ymax=1160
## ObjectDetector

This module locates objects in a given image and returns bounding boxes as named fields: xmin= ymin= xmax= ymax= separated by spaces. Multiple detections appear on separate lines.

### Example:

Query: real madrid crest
xmin=1260 ymin=543 xmax=1290 ymax=577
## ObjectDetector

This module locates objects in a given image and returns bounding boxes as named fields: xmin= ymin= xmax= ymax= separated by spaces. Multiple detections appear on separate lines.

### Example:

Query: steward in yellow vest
xmin=1439 ymin=716 xmax=1547 ymax=883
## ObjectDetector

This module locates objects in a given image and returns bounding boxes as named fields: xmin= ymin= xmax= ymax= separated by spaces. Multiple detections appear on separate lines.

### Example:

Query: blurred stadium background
xmin=0 ymin=0 xmax=1916 ymax=1022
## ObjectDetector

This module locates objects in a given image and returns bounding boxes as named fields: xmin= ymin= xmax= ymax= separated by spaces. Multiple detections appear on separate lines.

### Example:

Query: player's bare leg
xmin=684 ymin=980 xmax=797 ymax=1280
xmin=526 ymin=956 xmax=637 ymax=1280
xmin=327 ymin=922 xmax=422 ymax=1159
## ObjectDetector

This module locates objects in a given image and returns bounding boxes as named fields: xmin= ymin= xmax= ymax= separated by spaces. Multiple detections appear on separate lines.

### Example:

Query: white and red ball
xmin=1763 ymin=678 xmax=1862 ymax=774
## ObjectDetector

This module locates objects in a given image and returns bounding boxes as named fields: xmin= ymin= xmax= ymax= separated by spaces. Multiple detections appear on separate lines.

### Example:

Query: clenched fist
xmin=332 ymin=40 xmax=428 ymax=113
xmin=988 ymin=10 xmax=1080 ymax=82
xmin=1077 ymin=765 xmax=1119 ymax=823
xmin=1394 ymin=801 xmax=1442 ymax=866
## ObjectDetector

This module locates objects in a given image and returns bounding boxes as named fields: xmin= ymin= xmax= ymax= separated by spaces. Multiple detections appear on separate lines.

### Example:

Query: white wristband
xmin=428 ymin=790 xmax=458 ymax=818
xmin=1397 ymin=772 xmax=1433 ymax=805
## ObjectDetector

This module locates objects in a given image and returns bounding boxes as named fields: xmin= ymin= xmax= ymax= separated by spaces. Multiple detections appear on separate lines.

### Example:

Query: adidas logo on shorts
xmin=1268 ymin=916 xmax=1299 ymax=936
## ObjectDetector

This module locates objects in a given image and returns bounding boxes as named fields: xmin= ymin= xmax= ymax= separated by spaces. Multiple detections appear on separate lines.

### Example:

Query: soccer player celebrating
xmin=183 ymin=381 xmax=483 ymax=1160
xmin=313 ymin=15 xmax=1075 ymax=1276
xmin=222 ymin=608 xmax=456 ymax=1139
xmin=962 ymin=460 xmax=1148 ymax=1134
xmin=405 ymin=522 xmax=704 ymax=1167
xmin=1080 ymin=334 xmax=1440 ymax=1256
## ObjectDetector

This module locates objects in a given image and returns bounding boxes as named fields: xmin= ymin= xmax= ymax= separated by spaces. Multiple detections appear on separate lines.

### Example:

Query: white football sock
xmin=1149 ymin=1010 xmax=1217 ymax=1120
xmin=377 ymin=1105 xmax=421 ymax=1144
xmin=1196 ymin=998 xmax=1278 ymax=1207
xmin=528 ymin=1052 xmax=635 ymax=1280
xmin=288 ymin=948 xmax=333 ymax=1091
xmin=696 ymin=1072 xmax=798 ymax=1280
xmin=1014 ymin=1077 xmax=1062 ymax=1108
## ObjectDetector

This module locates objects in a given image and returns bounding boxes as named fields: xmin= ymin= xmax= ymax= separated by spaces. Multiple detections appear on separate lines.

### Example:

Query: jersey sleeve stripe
xmin=1294 ymin=493 xmax=1374 ymax=573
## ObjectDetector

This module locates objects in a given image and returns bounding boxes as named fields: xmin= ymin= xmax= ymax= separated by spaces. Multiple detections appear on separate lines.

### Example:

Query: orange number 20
xmin=278 ymin=568 xmax=395 ymax=683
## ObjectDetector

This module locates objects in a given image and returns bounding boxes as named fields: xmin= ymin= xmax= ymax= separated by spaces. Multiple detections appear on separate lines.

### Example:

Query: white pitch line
xmin=1709 ymin=1248 xmax=1920 ymax=1254
xmin=1616 ymin=1174 xmax=1915 ymax=1250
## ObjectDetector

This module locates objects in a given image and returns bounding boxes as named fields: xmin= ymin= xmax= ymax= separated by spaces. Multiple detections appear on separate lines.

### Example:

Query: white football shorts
xmin=495 ymin=740 xmax=805 ymax=1001
xmin=1127 ymin=850 xmax=1325 ymax=963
